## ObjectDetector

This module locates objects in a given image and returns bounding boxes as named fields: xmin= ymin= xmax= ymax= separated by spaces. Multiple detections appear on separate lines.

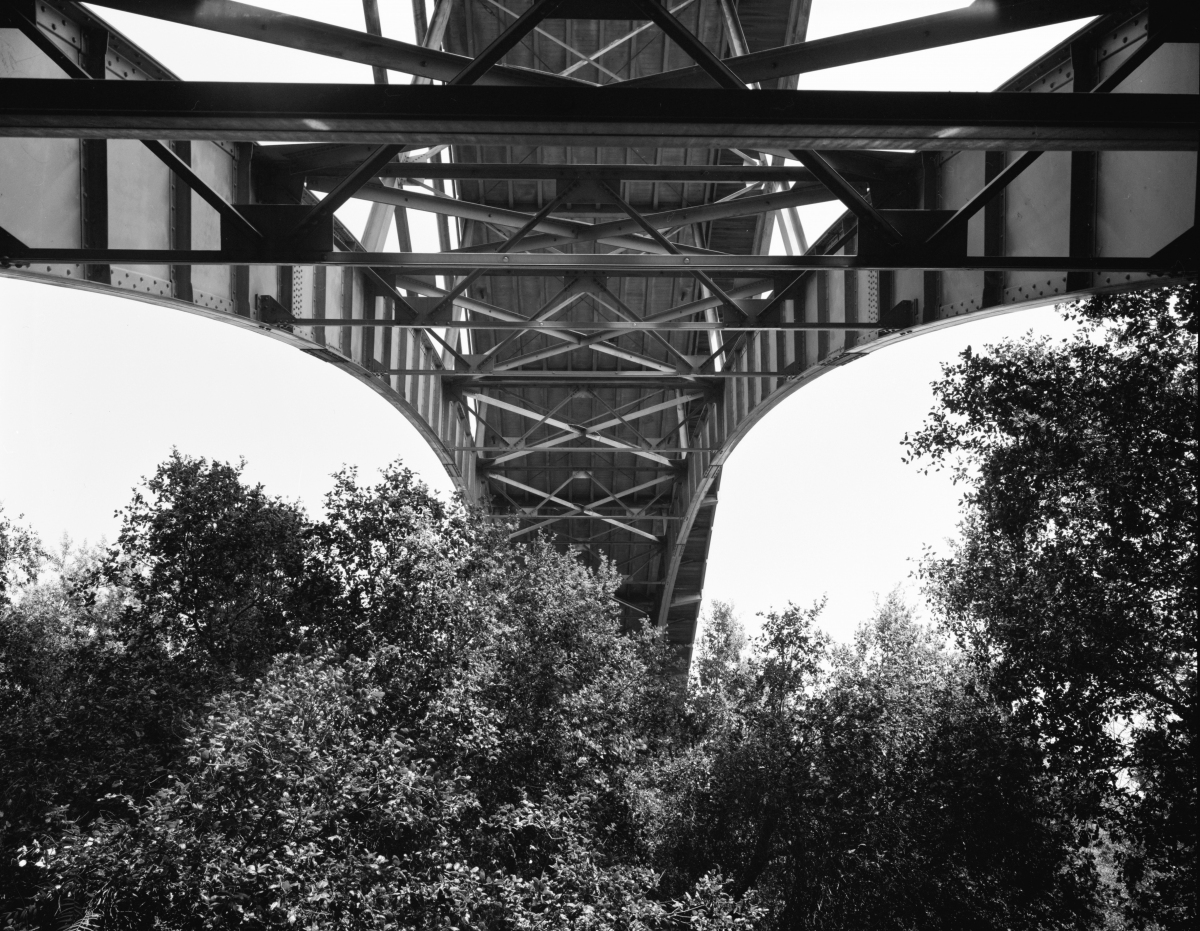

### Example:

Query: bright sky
xmin=0 ymin=2 xmax=1090 ymax=642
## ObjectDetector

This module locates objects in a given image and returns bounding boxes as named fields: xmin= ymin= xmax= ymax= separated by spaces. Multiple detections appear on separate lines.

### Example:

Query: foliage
xmin=0 ymin=453 xmax=312 ymax=918
xmin=0 ymin=508 xmax=42 ymax=610
xmin=691 ymin=601 xmax=747 ymax=692
xmin=103 ymin=450 xmax=311 ymax=674
xmin=904 ymin=283 xmax=1198 ymax=928
xmin=7 ymin=289 xmax=1195 ymax=931
xmin=657 ymin=594 xmax=1097 ymax=930
xmin=2 ymin=454 xmax=756 ymax=930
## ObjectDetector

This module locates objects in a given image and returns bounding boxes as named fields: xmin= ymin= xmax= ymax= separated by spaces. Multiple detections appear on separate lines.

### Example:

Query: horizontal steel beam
xmin=6 ymin=249 xmax=1184 ymax=274
xmin=309 ymin=163 xmax=874 ymax=183
xmin=454 ymin=183 xmax=842 ymax=253
xmin=268 ymin=145 xmax=911 ymax=180
xmin=294 ymin=320 xmax=888 ymax=330
xmin=506 ymin=514 xmax=681 ymax=520
xmin=2 ymin=82 xmax=1191 ymax=150
xmin=309 ymin=180 xmax=719 ymax=256
xmin=446 ymin=377 xmax=765 ymax=388
xmin=446 ymin=447 xmax=716 ymax=453
xmin=407 ymin=369 xmax=816 ymax=380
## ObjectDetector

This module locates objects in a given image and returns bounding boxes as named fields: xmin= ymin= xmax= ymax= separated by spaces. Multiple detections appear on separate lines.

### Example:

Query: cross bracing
xmin=0 ymin=0 xmax=1196 ymax=665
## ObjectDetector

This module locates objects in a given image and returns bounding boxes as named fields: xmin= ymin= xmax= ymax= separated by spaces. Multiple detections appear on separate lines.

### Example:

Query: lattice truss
xmin=0 ymin=0 xmax=1196 ymax=661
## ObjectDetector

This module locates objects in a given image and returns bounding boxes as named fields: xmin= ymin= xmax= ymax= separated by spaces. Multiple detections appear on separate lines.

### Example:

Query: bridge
xmin=1 ymin=0 xmax=1195 ymax=665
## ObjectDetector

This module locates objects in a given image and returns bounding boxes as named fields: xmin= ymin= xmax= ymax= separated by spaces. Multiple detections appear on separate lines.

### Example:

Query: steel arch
xmin=1 ymin=0 xmax=1195 ymax=665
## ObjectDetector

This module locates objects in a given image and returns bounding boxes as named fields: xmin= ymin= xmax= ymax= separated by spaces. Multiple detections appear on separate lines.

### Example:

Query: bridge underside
xmin=1 ymin=0 xmax=1196 ymax=665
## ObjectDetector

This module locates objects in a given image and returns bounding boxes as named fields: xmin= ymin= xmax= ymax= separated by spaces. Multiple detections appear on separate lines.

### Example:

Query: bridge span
xmin=1 ymin=0 xmax=1195 ymax=664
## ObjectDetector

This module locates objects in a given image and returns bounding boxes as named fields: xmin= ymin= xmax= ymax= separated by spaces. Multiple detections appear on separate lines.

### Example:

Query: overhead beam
xmin=468 ymin=394 xmax=676 ymax=466
xmin=307 ymin=179 xmax=722 ymax=256
xmin=386 ymin=273 xmax=685 ymax=373
xmin=269 ymin=147 xmax=911 ymax=180
xmin=7 ymin=247 xmax=1184 ymax=275
xmin=486 ymin=474 xmax=661 ymax=542
xmin=507 ymin=474 xmax=677 ymax=541
xmin=438 ymin=374 xmax=816 ymax=385
xmin=86 ymin=0 xmax=584 ymax=88
xmin=451 ymin=447 xmax=716 ymax=454
xmin=314 ymin=162 xmax=884 ymax=183
xmin=482 ymin=393 xmax=704 ymax=467
xmin=293 ymin=320 xmax=886 ymax=331
xmin=1 ymin=5 xmax=265 ymax=242
xmin=2 ymin=82 xmax=1191 ymax=151
xmin=622 ymin=0 xmax=1118 ymax=89
xmin=339 ymin=180 xmax=840 ymax=255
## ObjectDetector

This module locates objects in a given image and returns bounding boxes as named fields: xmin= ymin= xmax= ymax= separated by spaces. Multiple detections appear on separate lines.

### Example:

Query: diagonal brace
xmin=451 ymin=0 xmax=566 ymax=86
xmin=429 ymin=180 xmax=580 ymax=319
xmin=508 ymin=474 xmax=676 ymax=540
xmin=925 ymin=33 xmax=1167 ymax=250
xmin=489 ymin=473 xmax=661 ymax=542
xmin=3 ymin=6 xmax=265 ymax=241
xmin=601 ymin=181 xmax=746 ymax=322
xmin=300 ymin=0 xmax=566 ymax=235
xmin=615 ymin=0 xmax=905 ymax=245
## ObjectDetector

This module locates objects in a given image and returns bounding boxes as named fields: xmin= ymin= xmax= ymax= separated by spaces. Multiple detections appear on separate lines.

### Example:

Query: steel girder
xmin=0 ymin=0 xmax=1196 ymax=665
xmin=1 ymin=80 xmax=1195 ymax=150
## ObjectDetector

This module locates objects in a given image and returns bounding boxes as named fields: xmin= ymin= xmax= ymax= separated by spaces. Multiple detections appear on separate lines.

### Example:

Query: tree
xmin=692 ymin=600 xmax=747 ymax=691
xmin=655 ymin=595 xmax=1094 ymax=930
xmin=6 ymin=458 xmax=757 ymax=930
xmin=1 ymin=455 xmax=314 ymax=921
xmin=104 ymin=450 xmax=311 ymax=674
xmin=904 ymin=283 xmax=1197 ymax=928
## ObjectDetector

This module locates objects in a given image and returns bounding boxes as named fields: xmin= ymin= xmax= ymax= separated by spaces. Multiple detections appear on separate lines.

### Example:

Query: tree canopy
xmin=1 ymin=283 xmax=1194 ymax=930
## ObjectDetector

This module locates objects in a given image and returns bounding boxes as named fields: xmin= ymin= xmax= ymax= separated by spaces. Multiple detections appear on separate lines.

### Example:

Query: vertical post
xmin=362 ymin=279 xmax=377 ymax=368
xmin=982 ymin=151 xmax=1006 ymax=307
xmin=80 ymin=23 xmax=109 ymax=284
xmin=340 ymin=262 xmax=355 ymax=356
xmin=80 ymin=140 xmax=109 ymax=284
xmin=921 ymin=152 xmax=939 ymax=322
xmin=843 ymin=231 xmax=858 ymax=350
xmin=1068 ymin=37 xmax=1098 ymax=293
xmin=278 ymin=265 xmax=294 ymax=317
xmin=816 ymin=256 xmax=829 ymax=361
xmin=170 ymin=140 xmax=193 ymax=302
xmin=879 ymin=269 xmax=894 ymax=324
xmin=381 ymin=296 xmax=393 ymax=373
xmin=313 ymin=265 xmax=327 ymax=346
xmin=233 ymin=142 xmax=253 ymax=316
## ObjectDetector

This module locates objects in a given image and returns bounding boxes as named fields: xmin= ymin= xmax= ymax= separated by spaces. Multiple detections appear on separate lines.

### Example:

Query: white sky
xmin=0 ymin=2 xmax=1090 ymax=642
